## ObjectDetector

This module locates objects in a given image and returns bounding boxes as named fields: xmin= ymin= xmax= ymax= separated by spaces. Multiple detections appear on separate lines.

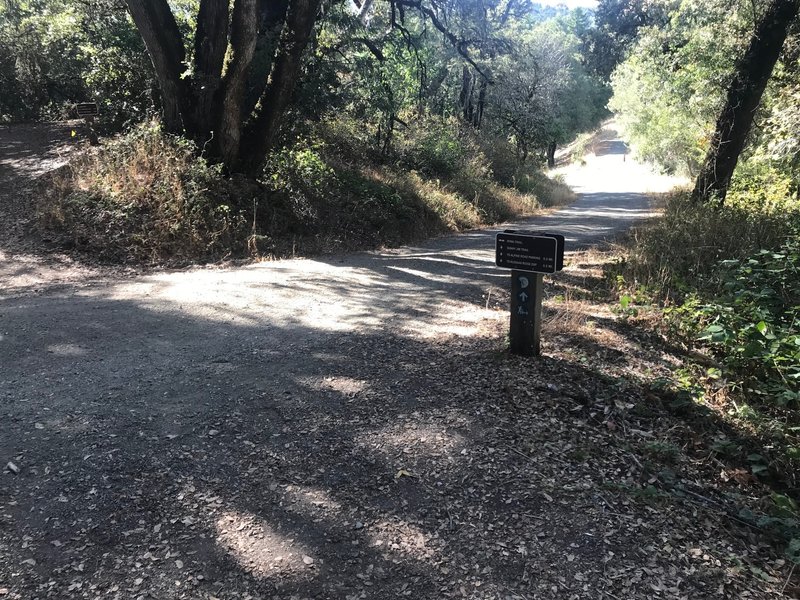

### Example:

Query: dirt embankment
xmin=0 ymin=123 xmax=126 ymax=293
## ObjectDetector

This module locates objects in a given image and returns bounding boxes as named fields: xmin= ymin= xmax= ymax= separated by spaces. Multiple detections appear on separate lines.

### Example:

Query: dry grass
xmin=38 ymin=122 xmax=248 ymax=263
xmin=37 ymin=120 xmax=579 ymax=265
xmin=619 ymin=190 xmax=798 ymax=295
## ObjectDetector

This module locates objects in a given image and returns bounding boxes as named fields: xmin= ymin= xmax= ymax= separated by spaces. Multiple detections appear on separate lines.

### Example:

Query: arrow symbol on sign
xmin=517 ymin=306 xmax=529 ymax=315
xmin=519 ymin=291 xmax=529 ymax=303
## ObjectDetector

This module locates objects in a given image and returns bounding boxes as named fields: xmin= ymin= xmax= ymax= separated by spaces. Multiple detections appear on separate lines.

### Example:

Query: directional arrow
xmin=519 ymin=291 xmax=529 ymax=303
xmin=517 ymin=306 xmax=528 ymax=315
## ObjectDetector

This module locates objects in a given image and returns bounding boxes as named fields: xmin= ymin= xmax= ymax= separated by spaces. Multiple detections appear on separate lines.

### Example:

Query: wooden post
xmin=509 ymin=270 xmax=544 ymax=356
xmin=84 ymin=116 xmax=99 ymax=146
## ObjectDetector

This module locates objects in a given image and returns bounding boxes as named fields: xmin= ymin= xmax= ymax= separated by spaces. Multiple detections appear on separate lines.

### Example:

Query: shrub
xmin=398 ymin=118 xmax=467 ymax=178
xmin=620 ymin=191 xmax=799 ymax=293
xmin=38 ymin=122 xmax=250 ymax=263
xmin=669 ymin=240 xmax=800 ymax=405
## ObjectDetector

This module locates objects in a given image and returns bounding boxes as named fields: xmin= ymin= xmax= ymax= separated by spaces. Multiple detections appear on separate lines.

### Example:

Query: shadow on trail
xmin=0 ymin=276 xmax=789 ymax=598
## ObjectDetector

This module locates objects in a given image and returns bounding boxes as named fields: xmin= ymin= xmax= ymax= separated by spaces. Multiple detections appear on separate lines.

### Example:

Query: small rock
xmin=5 ymin=461 xmax=19 ymax=474
xmin=354 ymin=522 xmax=364 ymax=530
xmin=34 ymin=422 xmax=44 ymax=429
xmin=21 ymin=558 xmax=36 ymax=566
xmin=175 ymin=559 xmax=184 ymax=569
xmin=208 ymin=429 xmax=220 ymax=436
xmin=302 ymin=555 xmax=314 ymax=565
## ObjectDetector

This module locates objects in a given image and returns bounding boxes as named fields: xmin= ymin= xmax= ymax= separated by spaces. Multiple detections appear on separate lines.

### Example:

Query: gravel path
xmin=0 ymin=122 xmax=104 ymax=291
xmin=4 ymin=127 xmax=788 ymax=600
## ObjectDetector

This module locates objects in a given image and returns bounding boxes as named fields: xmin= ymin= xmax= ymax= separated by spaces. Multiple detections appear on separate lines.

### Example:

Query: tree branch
xmin=397 ymin=0 xmax=493 ymax=83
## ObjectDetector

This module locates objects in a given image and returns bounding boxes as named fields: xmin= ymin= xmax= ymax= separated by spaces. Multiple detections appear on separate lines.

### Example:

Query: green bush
xmin=669 ymin=240 xmax=800 ymax=405
xmin=398 ymin=118 xmax=467 ymax=178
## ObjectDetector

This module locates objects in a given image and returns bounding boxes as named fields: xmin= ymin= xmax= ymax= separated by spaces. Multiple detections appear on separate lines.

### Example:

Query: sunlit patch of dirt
xmin=215 ymin=510 xmax=314 ymax=578
xmin=358 ymin=422 xmax=468 ymax=460
xmin=367 ymin=518 xmax=437 ymax=561
xmin=308 ymin=375 xmax=368 ymax=395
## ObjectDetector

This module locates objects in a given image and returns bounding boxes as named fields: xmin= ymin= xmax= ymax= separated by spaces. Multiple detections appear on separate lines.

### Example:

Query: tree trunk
xmin=691 ymin=0 xmax=800 ymax=204
xmin=217 ymin=0 xmax=259 ymax=168
xmin=241 ymin=0 xmax=290 ymax=120
xmin=459 ymin=66 xmax=474 ymax=123
xmin=124 ymin=0 xmax=190 ymax=133
xmin=192 ymin=0 xmax=229 ymax=136
xmin=547 ymin=141 xmax=556 ymax=168
xmin=241 ymin=0 xmax=321 ymax=175
xmin=474 ymin=78 xmax=487 ymax=128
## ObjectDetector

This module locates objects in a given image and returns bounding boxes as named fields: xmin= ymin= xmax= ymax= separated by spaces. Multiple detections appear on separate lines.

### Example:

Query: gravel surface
xmin=2 ymin=125 xmax=793 ymax=599
xmin=0 ymin=122 xmax=109 ymax=291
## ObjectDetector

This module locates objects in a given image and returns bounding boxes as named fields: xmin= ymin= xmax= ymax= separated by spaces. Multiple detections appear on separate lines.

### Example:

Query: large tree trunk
xmin=691 ymin=0 xmax=800 ymax=204
xmin=192 ymin=0 xmax=230 ymax=136
xmin=546 ymin=141 xmax=556 ymax=168
xmin=241 ymin=0 xmax=321 ymax=175
xmin=474 ymin=78 xmax=487 ymax=128
xmin=241 ymin=0 xmax=290 ymax=120
xmin=126 ymin=0 xmax=318 ymax=174
xmin=217 ymin=0 xmax=259 ymax=168
xmin=459 ymin=66 xmax=474 ymax=123
xmin=124 ymin=0 xmax=190 ymax=133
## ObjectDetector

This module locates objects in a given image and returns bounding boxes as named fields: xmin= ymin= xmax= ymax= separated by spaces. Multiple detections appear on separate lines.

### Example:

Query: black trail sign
xmin=495 ymin=231 xmax=564 ymax=274
xmin=495 ymin=230 xmax=566 ymax=356
xmin=76 ymin=102 xmax=98 ymax=117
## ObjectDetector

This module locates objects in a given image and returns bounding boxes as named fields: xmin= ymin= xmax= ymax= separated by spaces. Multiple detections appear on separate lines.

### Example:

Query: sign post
xmin=510 ymin=270 xmax=544 ymax=355
xmin=495 ymin=231 xmax=565 ymax=356
xmin=76 ymin=102 xmax=99 ymax=145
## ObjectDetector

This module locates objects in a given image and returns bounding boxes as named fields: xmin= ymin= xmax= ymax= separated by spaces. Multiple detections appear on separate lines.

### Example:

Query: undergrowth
xmin=608 ymin=187 xmax=800 ymax=562
xmin=39 ymin=117 xmax=575 ymax=263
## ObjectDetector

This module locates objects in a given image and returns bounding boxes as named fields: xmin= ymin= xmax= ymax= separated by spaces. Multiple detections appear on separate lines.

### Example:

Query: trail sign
xmin=495 ymin=231 xmax=564 ymax=274
xmin=495 ymin=229 xmax=566 ymax=356
xmin=76 ymin=102 xmax=99 ymax=146
xmin=76 ymin=102 xmax=98 ymax=117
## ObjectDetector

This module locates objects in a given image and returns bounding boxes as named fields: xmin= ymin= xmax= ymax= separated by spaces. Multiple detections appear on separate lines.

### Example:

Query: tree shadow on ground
xmin=1 ymin=282 xmax=794 ymax=598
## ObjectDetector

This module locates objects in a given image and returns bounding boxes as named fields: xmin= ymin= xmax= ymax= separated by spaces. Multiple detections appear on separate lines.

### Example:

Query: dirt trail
xmin=0 ymin=126 xmax=789 ymax=599
xmin=0 ymin=122 xmax=104 ymax=292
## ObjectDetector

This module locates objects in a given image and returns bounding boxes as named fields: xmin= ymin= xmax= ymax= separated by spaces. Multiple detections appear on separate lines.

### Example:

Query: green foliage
xmin=0 ymin=0 xmax=153 ymax=125
xmin=610 ymin=0 xmax=800 ymax=203
xmin=398 ymin=118 xmax=467 ymax=178
xmin=609 ymin=0 xmax=748 ymax=175
xmin=670 ymin=241 xmax=800 ymax=405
